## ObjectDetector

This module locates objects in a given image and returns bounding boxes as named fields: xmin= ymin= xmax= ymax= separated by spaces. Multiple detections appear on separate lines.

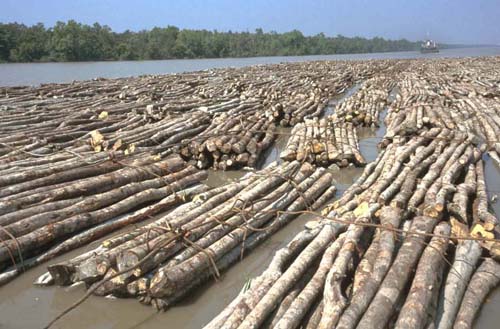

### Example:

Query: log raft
xmin=2 ymin=57 xmax=500 ymax=328
xmin=204 ymin=57 xmax=500 ymax=329
xmin=280 ymin=118 xmax=366 ymax=167
xmin=41 ymin=161 xmax=337 ymax=308
xmin=209 ymin=129 xmax=500 ymax=329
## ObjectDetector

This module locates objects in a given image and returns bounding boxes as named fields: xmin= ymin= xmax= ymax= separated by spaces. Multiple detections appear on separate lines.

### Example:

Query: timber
xmin=1 ymin=57 xmax=500 ymax=329
xmin=203 ymin=57 xmax=500 ymax=329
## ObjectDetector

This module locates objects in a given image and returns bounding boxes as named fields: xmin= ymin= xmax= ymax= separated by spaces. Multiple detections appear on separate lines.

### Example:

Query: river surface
xmin=0 ymin=50 xmax=499 ymax=329
xmin=1 ymin=47 xmax=500 ymax=87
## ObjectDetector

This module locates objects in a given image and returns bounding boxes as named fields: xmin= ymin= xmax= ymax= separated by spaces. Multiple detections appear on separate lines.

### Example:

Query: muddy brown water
xmin=1 ymin=88 xmax=499 ymax=329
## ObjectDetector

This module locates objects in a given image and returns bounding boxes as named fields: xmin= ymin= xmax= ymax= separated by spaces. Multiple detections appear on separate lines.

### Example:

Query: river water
xmin=1 ymin=47 xmax=500 ymax=87
xmin=0 ymin=49 xmax=499 ymax=328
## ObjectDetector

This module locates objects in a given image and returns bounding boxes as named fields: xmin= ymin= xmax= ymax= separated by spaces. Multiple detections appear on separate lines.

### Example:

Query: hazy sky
xmin=1 ymin=0 xmax=499 ymax=44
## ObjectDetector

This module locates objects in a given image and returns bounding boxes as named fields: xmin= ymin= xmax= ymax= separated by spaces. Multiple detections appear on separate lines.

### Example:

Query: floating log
xmin=331 ymin=75 xmax=394 ymax=127
xmin=42 ymin=161 xmax=337 ymax=310
xmin=0 ymin=154 xmax=208 ymax=281
xmin=453 ymin=258 xmax=500 ymax=329
xmin=209 ymin=126 xmax=500 ymax=329
xmin=281 ymin=117 xmax=365 ymax=167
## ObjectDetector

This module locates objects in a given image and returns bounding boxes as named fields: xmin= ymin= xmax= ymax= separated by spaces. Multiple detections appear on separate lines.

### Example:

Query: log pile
xmin=280 ymin=118 xmax=365 ymax=167
xmin=0 ymin=103 xmax=212 ymax=162
xmin=0 ymin=60 xmax=391 ymax=170
xmin=330 ymin=75 xmax=396 ymax=127
xmin=179 ymin=107 xmax=276 ymax=169
xmin=2 ymin=56 xmax=500 ymax=328
xmin=207 ymin=57 xmax=500 ymax=329
xmin=276 ymin=97 xmax=329 ymax=127
xmin=0 ymin=153 xmax=208 ymax=285
xmin=0 ymin=60 xmax=390 ymax=285
xmin=207 ymin=126 xmax=500 ymax=329
xmin=40 ymin=161 xmax=337 ymax=310
xmin=384 ymin=58 xmax=500 ymax=161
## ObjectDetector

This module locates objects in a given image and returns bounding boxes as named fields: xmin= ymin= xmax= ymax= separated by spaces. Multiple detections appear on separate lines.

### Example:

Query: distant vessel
xmin=421 ymin=39 xmax=439 ymax=53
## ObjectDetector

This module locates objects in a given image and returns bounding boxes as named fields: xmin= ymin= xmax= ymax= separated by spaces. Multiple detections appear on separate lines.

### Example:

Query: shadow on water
xmin=323 ymin=83 xmax=363 ymax=118
xmin=257 ymin=126 xmax=290 ymax=169
xmin=475 ymin=154 xmax=500 ymax=329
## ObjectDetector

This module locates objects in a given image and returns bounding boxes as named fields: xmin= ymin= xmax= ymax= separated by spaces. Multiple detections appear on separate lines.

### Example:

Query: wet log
xmin=202 ymin=228 xmax=323 ymax=329
xmin=453 ymin=258 xmax=500 ymax=329
xmin=0 ymin=169 xmax=208 ymax=266
xmin=221 ymin=223 xmax=340 ymax=329
xmin=0 ymin=154 xmax=181 ymax=216
xmin=337 ymin=206 xmax=404 ymax=329
xmin=0 ymin=184 xmax=208 ymax=286
xmin=395 ymin=222 xmax=451 ymax=329
xmin=357 ymin=215 xmax=439 ymax=329
xmin=148 ymin=167 xmax=333 ymax=299
xmin=435 ymin=240 xmax=482 ymax=329
xmin=270 ymin=235 xmax=346 ymax=329
xmin=280 ymin=118 xmax=365 ymax=167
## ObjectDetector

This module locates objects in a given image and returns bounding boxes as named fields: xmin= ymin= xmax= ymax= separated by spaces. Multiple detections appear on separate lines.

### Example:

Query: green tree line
xmin=0 ymin=20 xmax=419 ymax=62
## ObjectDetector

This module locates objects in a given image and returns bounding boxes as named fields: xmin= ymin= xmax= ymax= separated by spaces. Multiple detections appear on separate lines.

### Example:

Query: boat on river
xmin=421 ymin=39 xmax=439 ymax=53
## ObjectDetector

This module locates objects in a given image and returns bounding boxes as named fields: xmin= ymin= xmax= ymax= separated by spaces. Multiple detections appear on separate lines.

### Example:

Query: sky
xmin=1 ymin=0 xmax=499 ymax=45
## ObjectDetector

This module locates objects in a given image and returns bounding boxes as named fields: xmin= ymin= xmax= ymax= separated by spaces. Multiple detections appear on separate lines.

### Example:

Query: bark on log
xmin=395 ymin=222 xmax=451 ymax=329
xmin=453 ymin=258 xmax=500 ymax=329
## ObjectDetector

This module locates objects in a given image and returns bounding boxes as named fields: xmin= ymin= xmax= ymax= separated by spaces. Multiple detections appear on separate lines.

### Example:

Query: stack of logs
xmin=204 ymin=57 xmax=500 ymax=329
xmin=276 ymin=96 xmax=329 ymax=127
xmin=0 ymin=103 xmax=212 ymax=162
xmin=0 ymin=60 xmax=391 ymax=170
xmin=179 ymin=108 xmax=276 ymax=170
xmin=2 ymin=57 xmax=500 ymax=329
xmin=384 ymin=62 xmax=500 ymax=166
xmin=331 ymin=75 xmax=395 ymax=127
xmin=207 ymin=127 xmax=500 ymax=329
xmin=40 ymin=161 xmax=338 ymax=311
xmin=280 ymin=118 xmax=365 ymax=167
xmin=0 ymin=154 xmax=208 ymax=285
xmin=0 ymin=60 xmax=392 ymax=289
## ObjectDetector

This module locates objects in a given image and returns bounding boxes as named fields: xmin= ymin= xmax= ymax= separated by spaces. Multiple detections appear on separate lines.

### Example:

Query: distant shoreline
xmin=2 ymin=46 xmax=500 ymax=87
xmin=2 ymin=21 xmax=497 ymax=64
xmin=1 ymin=48 xmax=417 ymax=65
xmin=1 ymin=21 xmax=420 ymax=63
xmin=1 ymin=45 xmax=499 ymax=65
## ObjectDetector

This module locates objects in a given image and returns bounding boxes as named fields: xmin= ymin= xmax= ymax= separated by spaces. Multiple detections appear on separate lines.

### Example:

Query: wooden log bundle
xmin=0 ymin=106 xmax=213 ymax=164
xmin=280 ymin=118 xmax=365 ymax=167
xmin=40 ymin=161 xmax=337 ymax=310
xmin=206 ymin=126 xmax=500 ymax=329
xmin=180 ymin=107 xmax=277 ymax=170
xmin=383 ymin=59 xmax=500 ymax=157
xmin=0 ymin=60 xmax=391 ymax=287
xmin=0 ymin=153 xmax=209 ymax=285
xmin=0 ymin=60 xmax=393 ymax=172
xmin=330 ymin=76 xmax=395 ymax=127
xmin=277 ymin=97 xmax=329 ymax=127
